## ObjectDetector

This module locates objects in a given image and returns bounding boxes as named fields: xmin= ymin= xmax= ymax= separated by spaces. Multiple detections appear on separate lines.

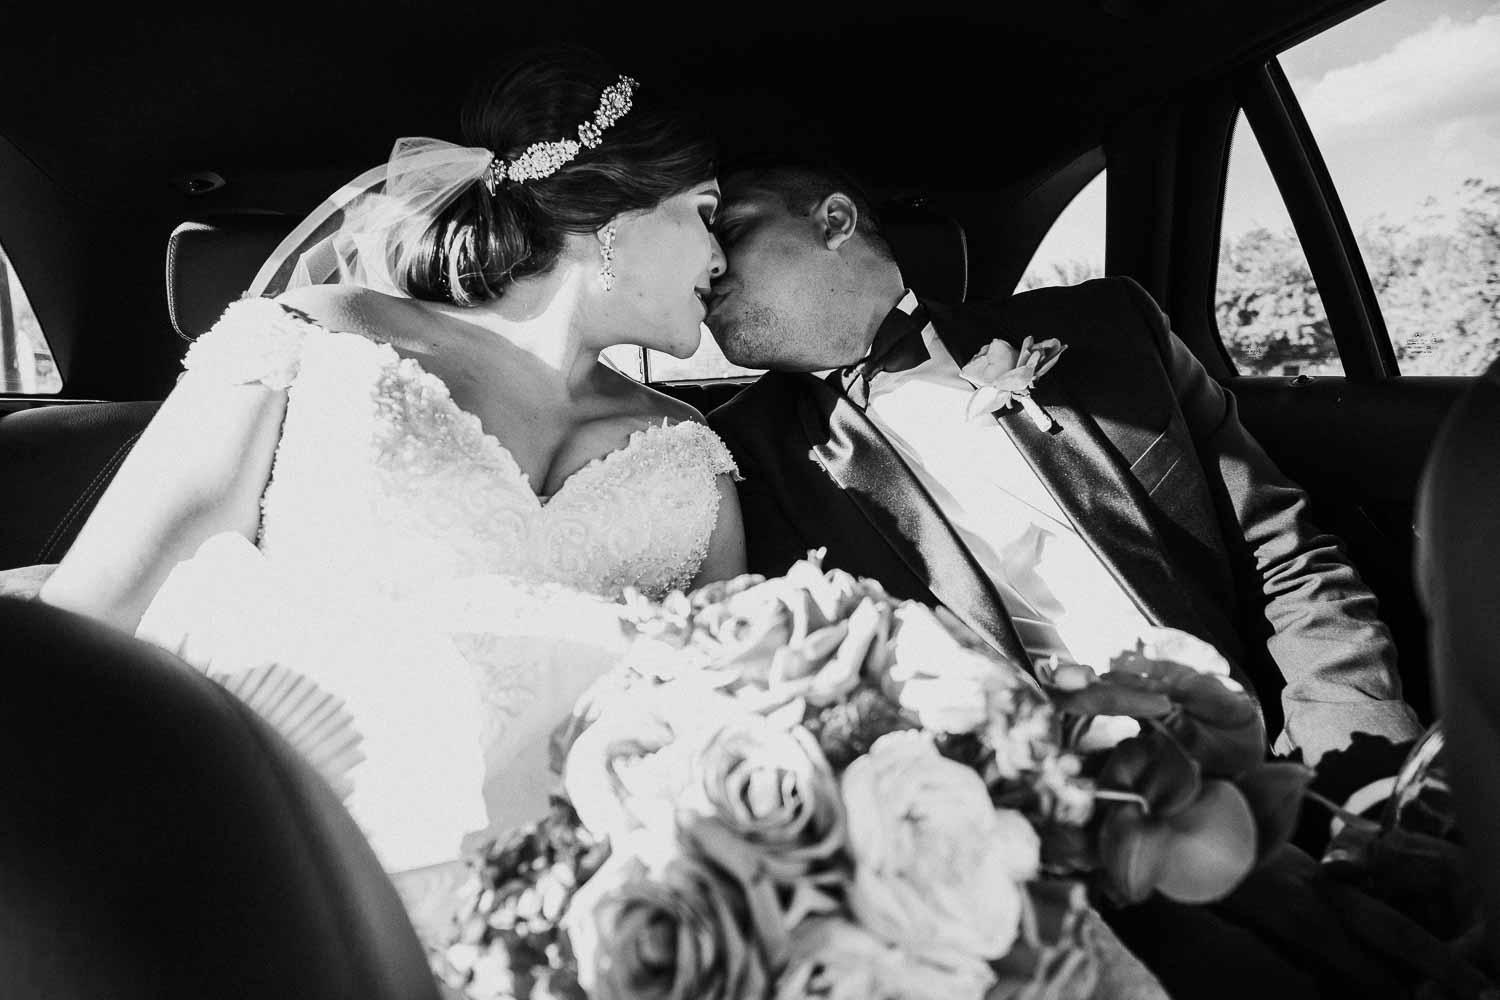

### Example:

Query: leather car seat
xmin=0 ymin=400 xmax=160 ymax=569
xmin=0 ymin=215 xmax=296 ymax=571
xmin=166 ymin=214 xmax=297 ymax=339
xmin=1414 ymin=356 xmax=1500 ymax=974
xmin=882 ymin=196 xmax=969 ymax=305
xmin=0 ymin=595 xmax=440 ymax=1000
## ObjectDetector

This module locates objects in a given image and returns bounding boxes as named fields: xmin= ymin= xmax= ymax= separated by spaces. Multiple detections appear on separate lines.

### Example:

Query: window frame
xmin=1227 ymin=58 xmax=1398 ymax=381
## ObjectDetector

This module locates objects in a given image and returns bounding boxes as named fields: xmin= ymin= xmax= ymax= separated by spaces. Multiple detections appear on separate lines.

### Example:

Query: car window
xmin=1017 ymin=170 xmax=1106 ymax=291
xmin=1216 ymin=112 xmax=1339 ymax=377
xmin=600 ymin=344 xmax=645 ymax=381
xmin=1278 ymin=0 xmax=1500 ymax=375
xmin=0 ymin=243 xmax=61 ymax=393
xmin=643 ymin=325 xmax=763 ymax=383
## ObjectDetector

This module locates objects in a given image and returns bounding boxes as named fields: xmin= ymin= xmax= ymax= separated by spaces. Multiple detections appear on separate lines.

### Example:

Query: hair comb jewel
xmin=485 ymin=74 xmax=638 ymax=192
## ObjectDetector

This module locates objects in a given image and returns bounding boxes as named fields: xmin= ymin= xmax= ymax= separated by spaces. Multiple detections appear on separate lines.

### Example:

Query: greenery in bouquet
xmin=434 ymin=552 xmax=1311 ymax=1000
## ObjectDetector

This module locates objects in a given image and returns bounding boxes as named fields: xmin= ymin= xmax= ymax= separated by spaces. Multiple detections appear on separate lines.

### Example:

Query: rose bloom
xmin=880 ymin=605 xmax=1057 ymax=778
xmin=699 ymin=556 xmax=893 ymax=710
xmin=882 ymin=603 xmax=1014 ymax=734
xmin=687 ymin=719 xmax=846 ymax=885
xmin=564 ymin=687 xmax=754 ymax=841
xmin=842 ymin=731 xmax=1038 ymax=961
xmin=775 ymin=918 xmax=996 ymax=1000
xmin=959 ymin=336 xmax=1065 ymax=390
xmin=765 ymin=596 xmax=891 ymax=710
xmin=563 ymin=847 xmax=770 ymax=1000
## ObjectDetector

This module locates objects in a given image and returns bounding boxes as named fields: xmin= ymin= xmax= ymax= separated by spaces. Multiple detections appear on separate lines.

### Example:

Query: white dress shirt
xmin=864 ymin=291 xmax=1148 ymax=673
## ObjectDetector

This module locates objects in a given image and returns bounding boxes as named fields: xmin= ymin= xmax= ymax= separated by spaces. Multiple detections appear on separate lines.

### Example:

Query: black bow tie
xmin=840 ymin=301 xmax=932 ymax=408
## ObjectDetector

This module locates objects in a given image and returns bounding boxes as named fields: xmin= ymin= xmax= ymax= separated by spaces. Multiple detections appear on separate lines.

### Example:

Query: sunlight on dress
xmin=136 ymin=299 xmax=737 ymax=873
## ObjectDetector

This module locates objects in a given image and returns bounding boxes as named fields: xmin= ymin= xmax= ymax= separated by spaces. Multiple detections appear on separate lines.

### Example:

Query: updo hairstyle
xmin=403 ymin=46 xmax=716 ymax=305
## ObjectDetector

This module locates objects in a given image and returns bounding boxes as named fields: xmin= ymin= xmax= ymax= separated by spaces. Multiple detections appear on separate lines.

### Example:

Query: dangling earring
xmin=598 ymin=223 xmax=618 ymax=292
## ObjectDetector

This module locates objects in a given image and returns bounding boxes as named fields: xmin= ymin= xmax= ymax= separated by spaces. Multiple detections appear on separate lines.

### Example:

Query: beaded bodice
xmin=183 ymin=299 xmax=738 ymax=601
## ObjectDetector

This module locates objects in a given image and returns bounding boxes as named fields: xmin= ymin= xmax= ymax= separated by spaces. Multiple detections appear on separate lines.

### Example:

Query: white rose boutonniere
xmin=959 ymin=335 xmax=1067 ymax=430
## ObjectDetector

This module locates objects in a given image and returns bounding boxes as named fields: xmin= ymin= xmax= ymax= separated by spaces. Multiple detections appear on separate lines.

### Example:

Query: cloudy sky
xmin=1028 ymin=0 xmax=1500 ymax=277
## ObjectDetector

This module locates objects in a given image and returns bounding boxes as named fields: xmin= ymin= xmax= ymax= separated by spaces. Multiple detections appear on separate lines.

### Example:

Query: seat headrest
xmin=166 ymin=215 xmax=295 ymax=339
xmin=881 ymin=198 xmax=969 ymax=304
xmin=0 ymin=595 xmax=440 ymax=1000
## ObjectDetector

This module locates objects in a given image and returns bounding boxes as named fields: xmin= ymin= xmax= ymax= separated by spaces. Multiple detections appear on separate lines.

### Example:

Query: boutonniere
xmin=959 ymin=336 xmax=1067 ymax=430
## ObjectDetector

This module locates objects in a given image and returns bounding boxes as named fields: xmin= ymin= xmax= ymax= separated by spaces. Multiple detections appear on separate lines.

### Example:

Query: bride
xmin=39 ymin=47 xmax=744 ymax=876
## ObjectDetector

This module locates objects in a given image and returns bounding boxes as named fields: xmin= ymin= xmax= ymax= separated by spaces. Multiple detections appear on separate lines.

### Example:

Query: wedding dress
xmin=135 ymin=298 xmax=738 ymax=874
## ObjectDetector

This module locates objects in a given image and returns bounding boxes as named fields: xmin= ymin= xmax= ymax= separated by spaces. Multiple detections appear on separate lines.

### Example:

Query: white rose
xmin=775 ymin=918 xmax=995 ymax=1000
xmin=841 ymin=731 xmax=1037 ymax=961
xmin=882 ymin=603 xmax=1011 ymax=734
xmin=880 ymin=605 xmax=1054 ymax=768
xmin=563 ymin=687 xmax=751 ymax=841
xmin=960 ymin=339 xmax=1021 ymax=385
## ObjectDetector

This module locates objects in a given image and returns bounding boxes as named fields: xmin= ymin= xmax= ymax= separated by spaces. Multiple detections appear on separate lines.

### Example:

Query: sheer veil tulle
xmin=248 ymin=137 xmax=493 ymax=298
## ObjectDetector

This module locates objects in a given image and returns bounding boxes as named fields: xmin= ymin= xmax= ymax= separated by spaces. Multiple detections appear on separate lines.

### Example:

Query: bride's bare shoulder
xmin=273 ymin=285 xmax=409 ymax=343
xmin=599 ymin=366 xmax=705 ymax=426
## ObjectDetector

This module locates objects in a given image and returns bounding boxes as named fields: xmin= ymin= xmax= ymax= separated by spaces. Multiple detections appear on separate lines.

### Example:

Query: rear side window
xmin=605 ymin=328 xmax=763 ymax=385
xmin=1277 ymin=0 xmax=1500 ymax=374
xmin=1216 ymin=112 xmax=1338 ymax=377
xmin=646 ymin=327 xmax=763 ymax=383
xmin=600 ymin=326 xmax=756 ymax=386
xmin=0 ymin=243 xmax=60 ymax=393
xmin=1018 ymin=170 xmax=1106 ymax=291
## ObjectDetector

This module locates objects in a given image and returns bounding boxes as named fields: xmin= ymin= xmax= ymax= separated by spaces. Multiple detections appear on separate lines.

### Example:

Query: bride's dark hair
xmin=403 ymin=45 xmax=716 ymax=305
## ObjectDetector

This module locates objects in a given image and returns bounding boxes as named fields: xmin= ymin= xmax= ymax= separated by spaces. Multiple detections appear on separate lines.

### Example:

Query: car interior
xmin=2 ymin=0 xmax=1495 ymax=990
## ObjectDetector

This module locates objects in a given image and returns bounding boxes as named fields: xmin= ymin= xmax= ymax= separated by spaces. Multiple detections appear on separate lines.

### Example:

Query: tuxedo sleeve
xmin=1120 ymin=279 xmax=1422 ymax=767
xmin=733 ymin=479 xmax=819 ymax=579
xmin=707 ymin=398 xmax=819 ymax=580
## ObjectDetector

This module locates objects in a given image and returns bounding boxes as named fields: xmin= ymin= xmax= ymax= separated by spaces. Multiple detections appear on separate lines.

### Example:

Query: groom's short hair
xmin=722 ymin=156 xmax=896 ymax=263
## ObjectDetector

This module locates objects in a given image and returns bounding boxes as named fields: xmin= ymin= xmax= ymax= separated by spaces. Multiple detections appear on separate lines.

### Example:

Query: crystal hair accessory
xmin=484 ymin=75 xmax=638 ymax=192
xmin=246 ymin=71 xmax=637 ymax=299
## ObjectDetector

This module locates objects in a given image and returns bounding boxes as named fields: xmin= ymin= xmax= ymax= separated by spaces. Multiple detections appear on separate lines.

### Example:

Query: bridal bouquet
xmin=430 ymin=553 xmax=1311 ymax=1000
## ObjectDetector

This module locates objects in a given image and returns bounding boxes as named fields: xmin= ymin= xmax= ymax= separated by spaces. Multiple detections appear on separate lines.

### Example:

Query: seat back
xmin=882 ymin=196 xmax=969 ymax=305
xmin=0 ymin=215 xmax=292 ymax=570
xmin=1415 ymin=357 xmax=1500 ymax=974
xmin=167 ymin=215 xmax=296 ymax=339
xmin=0 ymin=401 xmax=160 ymax=568
xmin=0 ymin=595 xmax=440 ymax=1000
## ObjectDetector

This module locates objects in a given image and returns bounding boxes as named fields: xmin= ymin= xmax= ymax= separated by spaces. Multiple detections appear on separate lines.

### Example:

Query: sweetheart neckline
xmin=310 ymin=322 xmax=685 ymax=509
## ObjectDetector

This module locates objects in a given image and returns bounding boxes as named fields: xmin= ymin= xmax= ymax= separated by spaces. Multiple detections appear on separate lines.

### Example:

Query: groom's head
xmin=705 ymin=159 xmax=906 ymax=372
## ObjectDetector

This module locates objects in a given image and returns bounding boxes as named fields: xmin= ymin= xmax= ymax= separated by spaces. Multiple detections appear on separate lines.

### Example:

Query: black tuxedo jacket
xmin=709 ymin=277 xmax=1420 ymax=766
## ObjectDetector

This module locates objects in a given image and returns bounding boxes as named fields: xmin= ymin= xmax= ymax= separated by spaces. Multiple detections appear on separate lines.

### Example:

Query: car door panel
xmin=1230 ymin=374 xmax=1472 ymax=723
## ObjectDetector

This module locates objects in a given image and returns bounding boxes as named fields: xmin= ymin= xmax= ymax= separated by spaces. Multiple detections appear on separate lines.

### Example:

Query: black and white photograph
xmin=2 ymin=1 xmax=1497 ymax=997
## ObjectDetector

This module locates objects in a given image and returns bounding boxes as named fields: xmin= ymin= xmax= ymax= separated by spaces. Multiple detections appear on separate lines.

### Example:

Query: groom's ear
xmin=815 ymin=193 xmax=860 ymax=251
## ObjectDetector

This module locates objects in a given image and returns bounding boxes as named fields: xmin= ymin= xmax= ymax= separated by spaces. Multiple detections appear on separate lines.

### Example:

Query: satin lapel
xmin=929 ymin=306 xmax=1209 ymax=640
xmin=794 ymin=375 xmax=1029 ymax=667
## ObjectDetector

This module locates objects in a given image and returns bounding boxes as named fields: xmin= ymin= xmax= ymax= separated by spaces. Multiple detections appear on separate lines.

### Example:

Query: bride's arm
xmin=38 ymin=371 xmax=286 ymax=633
xmin=691 ymin=473 xmax=747 ymax=587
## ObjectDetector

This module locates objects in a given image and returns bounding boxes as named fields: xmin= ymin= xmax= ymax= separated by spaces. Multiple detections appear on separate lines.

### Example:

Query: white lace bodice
xmin=182 ymin=298 xmax=738 ymax=601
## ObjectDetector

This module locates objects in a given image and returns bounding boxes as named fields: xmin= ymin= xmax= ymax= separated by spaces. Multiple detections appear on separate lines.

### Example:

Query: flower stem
xmin=1093 ymin=789 xmax=1151 ymax=814
xmin=1303 ymin=789 xmax=1383 ymax=835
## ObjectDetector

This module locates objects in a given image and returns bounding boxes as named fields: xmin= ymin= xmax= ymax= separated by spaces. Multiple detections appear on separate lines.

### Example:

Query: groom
xmin=702 ymin=160 xmax=1431 ymax=995
xmin=702 ymin=159 xmax=1421 ymax=779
